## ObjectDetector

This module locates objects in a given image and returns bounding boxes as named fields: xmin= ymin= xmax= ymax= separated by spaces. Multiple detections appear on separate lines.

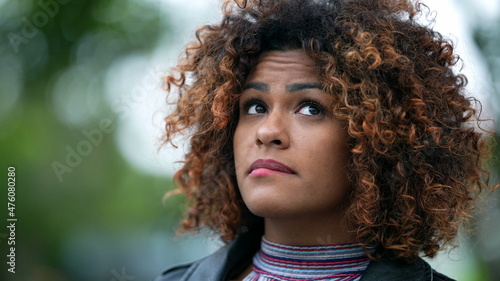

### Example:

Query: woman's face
xmin=233 ymin=50 xmax=352 ymax=220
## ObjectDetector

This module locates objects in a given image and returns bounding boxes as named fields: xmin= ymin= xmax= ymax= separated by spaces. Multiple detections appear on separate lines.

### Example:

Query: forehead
xmin=246 ymin=50 xmax=319 ymax=82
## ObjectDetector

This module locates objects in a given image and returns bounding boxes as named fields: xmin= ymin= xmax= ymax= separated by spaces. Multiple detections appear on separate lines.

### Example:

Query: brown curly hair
xmin=163 ymin=0 xmax=496 ymax=262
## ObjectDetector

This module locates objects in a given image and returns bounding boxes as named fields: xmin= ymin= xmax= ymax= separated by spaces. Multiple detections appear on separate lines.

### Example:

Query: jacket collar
xmin=360 ymin=256 xmax=432 ymax=281
xmin=181 ymin=229 xmax=261 ymax=281
xmin=180 ymin=232 xmax=435 ymax=281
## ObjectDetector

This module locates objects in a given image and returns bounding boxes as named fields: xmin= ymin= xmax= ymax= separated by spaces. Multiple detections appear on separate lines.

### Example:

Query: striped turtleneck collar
xmin=243 ymin=237 xmax=370 ymax=281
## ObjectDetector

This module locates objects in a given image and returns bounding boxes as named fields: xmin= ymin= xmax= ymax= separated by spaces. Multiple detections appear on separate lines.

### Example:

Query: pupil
xmin=256 ymin=105 xmax=265 ymax=113
xmin=309 ymin=106 xmax=318 ymax=115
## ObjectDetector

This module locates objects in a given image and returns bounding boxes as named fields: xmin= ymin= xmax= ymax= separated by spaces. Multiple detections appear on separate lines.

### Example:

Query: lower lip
xmin=249 ymin=168 xmax=293 ymax=177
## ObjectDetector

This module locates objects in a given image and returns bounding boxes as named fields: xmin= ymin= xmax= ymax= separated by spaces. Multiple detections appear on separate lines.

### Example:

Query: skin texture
xmin=233 ymin=50 xmax=354 ymax=245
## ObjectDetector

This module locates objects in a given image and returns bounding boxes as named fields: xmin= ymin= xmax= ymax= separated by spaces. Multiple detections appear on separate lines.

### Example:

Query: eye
xmin=242 ymin=99 xmax=267 ymax=115
xmin=297 ymin=102 xmax=324 ymax=116
xmin=248 ymin=104 xmax=267 ymax=114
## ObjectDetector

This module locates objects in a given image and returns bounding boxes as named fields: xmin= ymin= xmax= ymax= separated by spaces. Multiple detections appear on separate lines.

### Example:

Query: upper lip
xmin=247 ymin=159 xmax=296 ymax=174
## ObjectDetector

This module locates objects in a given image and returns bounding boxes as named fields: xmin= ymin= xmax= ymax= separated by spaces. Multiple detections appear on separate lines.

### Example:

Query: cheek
xmin=300 ymin=131 xmax=347 ymax=162
xmin=233 ymin=124 xmax=242 ymax=152
xmin=300 ymin=132 xmax=351 ymax=184
xmin=233 ymin=125 xmax=248 ymax=175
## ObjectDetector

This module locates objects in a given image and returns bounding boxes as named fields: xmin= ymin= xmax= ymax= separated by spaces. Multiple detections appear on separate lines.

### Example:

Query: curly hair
xmin=163 ymin=0 xmax=495 ymax=262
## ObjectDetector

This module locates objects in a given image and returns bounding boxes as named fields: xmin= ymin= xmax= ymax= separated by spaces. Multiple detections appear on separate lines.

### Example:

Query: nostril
xmin=256 ymin=139 xmax=264 ymax=146
xmin=272 ymin=139 xmax=282 ymax=145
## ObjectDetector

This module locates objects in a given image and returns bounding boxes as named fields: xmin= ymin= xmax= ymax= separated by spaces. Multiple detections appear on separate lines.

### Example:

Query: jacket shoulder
xmin=431 ymin=269 xmax=455 ymax=281
xmin=153 ymin=262 xmax=196 ymax=281
xmin=360 ymin=256 xmax=455 ymax=281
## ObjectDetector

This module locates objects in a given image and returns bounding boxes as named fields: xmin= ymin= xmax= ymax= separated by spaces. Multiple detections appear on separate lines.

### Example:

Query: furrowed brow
xmin=286 ymin=83 xmax=323 ymax=92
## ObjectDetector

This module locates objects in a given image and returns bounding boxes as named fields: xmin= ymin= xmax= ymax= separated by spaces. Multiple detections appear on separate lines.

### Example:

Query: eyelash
xmin=241 ymin=98 xmax=264 ymax=113
xmin=240 ymin=98 xmax=327 ymax=116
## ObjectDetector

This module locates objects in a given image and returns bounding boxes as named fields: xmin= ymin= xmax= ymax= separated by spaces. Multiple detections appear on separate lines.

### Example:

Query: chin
xmin=243 ymin=197 xmax=298 ymax=218
xmin=239 ymin=182 xmax=308 ymax=218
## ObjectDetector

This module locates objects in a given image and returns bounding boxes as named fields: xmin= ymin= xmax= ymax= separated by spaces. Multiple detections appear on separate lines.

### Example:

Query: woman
xmin=157 ymin=0 xmax=496 ymax=280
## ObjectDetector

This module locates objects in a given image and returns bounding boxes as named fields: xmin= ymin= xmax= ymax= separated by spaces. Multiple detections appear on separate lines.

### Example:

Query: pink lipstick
xmin=248 ymin=159 xmax=295 ymax=177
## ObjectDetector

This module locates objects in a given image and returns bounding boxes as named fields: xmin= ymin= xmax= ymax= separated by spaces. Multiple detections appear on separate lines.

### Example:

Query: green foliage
xmin=0 ymin=1 xmax=181 ymax=280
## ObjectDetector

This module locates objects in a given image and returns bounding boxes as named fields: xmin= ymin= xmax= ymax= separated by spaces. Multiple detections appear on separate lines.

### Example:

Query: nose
xmin=255 ymin=112 xmax=290 ymax=149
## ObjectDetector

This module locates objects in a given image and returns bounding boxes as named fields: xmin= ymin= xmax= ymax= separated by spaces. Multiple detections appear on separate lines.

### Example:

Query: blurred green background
xmin=0 ymin=0 xmax=499 ymax=280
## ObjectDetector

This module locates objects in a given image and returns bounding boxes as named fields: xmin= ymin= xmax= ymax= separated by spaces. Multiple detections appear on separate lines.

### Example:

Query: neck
xmin=264 ymin=213 xmax=355 ymax=245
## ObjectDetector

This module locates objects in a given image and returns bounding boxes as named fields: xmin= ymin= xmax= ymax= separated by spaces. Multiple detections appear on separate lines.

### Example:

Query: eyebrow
xmin=286 ymin=83 xmax=323 ymax=92
xmin=243 ymin=82 xmax=323 ymax=93
xmin=244 ymin=82 xmax=269 ymax=92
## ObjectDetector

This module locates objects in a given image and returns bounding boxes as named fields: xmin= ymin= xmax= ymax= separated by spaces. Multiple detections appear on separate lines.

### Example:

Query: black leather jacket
xmin=154 ymin=230 xmax=455 ymax=281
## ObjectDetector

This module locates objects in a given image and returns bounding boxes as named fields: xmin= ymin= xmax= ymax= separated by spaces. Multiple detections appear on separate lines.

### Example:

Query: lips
xmin=247 ymin=159 xmax=296 ymax=176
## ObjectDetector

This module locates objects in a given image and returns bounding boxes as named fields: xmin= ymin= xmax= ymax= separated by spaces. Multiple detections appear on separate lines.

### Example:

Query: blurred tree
xmin=472 ymin=17 xmax=500 ymax=280
xmin=0 ymin=1 xmax=183 ymax=280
